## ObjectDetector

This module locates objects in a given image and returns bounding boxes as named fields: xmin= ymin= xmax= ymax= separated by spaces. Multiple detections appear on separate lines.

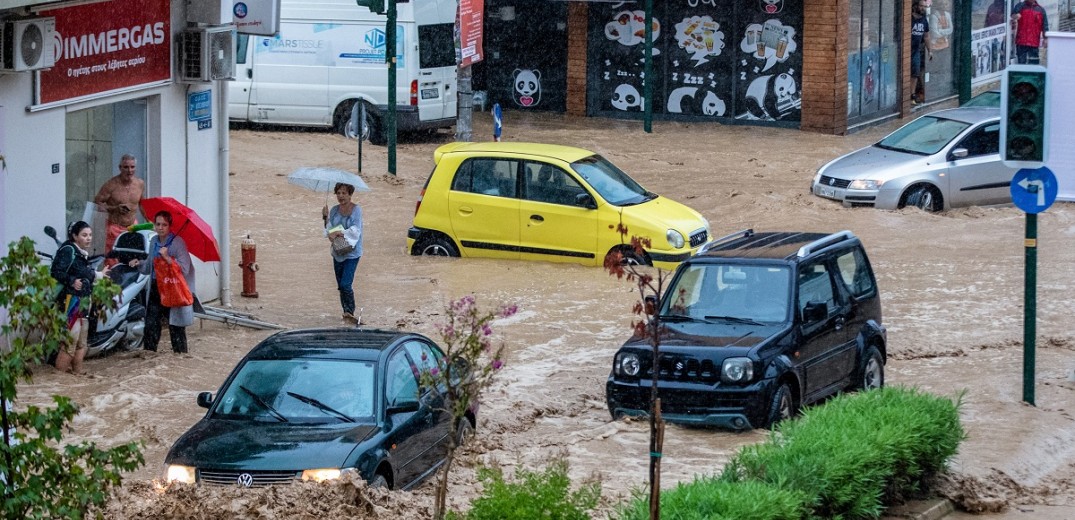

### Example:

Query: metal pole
xmin=1023 ymin=212 xmax=1037 ymax=405
xmin=386 ymin=0 xmax=397 ymax=175
xmin=957 ymin=0 xmax=972 ymax=104
xmin=358 ymin=104 xmax=364 ymax=172
xmin=643 ymin=0 xmax=653 ymax=134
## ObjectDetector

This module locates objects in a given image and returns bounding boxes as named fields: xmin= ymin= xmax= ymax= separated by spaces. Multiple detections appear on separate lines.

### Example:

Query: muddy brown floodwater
xmin=16 ymin=111 xmax=1075 ymax=518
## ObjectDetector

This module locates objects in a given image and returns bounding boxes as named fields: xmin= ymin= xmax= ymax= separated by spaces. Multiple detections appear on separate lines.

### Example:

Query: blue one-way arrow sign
xmin=1010 ymin=167 xmax=1058 ymax=214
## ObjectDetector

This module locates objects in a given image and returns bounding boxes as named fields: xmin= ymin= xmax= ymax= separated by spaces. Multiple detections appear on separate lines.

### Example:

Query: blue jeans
xmin=333 ymin=256 xmax=360 ymax=315
xmin=1016 ymin=45 xmax=1040 ymax=64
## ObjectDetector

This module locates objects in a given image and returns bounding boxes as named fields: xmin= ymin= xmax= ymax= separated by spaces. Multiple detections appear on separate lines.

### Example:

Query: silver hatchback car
xmin=812 ymin=107 xmax=1015 ymax=212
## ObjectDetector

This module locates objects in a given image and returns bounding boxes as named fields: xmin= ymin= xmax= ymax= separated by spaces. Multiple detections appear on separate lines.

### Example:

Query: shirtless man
xmin=94 ymin=154 xmax=145 ymax=261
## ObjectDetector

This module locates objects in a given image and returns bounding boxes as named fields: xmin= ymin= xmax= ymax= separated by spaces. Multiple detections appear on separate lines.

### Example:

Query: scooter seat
xmin=109 ymin=265 xmax=141 ymax=288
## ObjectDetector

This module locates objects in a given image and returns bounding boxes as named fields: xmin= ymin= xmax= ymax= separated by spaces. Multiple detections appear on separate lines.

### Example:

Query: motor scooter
xmin=39 ymin=225 xmax=152 ymax=357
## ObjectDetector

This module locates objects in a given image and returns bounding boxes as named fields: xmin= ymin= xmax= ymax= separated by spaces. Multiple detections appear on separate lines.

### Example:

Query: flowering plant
xmin=419 ymin=295 xmax=517 ymax=520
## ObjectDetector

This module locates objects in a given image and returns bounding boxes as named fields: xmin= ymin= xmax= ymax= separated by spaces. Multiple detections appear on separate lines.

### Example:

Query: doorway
xmin=65 ymin=99 xmax=148 ymax=253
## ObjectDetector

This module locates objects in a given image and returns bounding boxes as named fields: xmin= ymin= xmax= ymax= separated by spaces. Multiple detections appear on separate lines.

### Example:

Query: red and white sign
xmin=38 ymin=0 xmax=171 ymax=105
xmin=457 ymin=0 xmax=484 ymax=67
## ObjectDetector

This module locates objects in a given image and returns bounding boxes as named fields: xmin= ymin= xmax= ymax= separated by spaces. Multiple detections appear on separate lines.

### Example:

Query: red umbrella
xmin=140 ymin=197 xmax=221 ymax=262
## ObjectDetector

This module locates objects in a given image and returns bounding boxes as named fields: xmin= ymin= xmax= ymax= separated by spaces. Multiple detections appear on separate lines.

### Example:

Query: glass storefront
xmin=971 ymin=0 xmax=1009 ymax=84
xmin=848 ymin=0 xmax=899 ymax=124
xmin=585 ymin=1 xmax=804 ymax=125
xmin=64 ymin=99 xmax=148 ymax=254
xmin=925 ymin=0 xmax=958 ymax=101
xmin=473 ymin=1 xmax=569 ymax=112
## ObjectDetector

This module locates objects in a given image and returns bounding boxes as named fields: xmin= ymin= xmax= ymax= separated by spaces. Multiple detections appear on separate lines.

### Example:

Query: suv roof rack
xmin=698 ymin=229 xmax=754 ymax=254
xmin=796 ymin=230 xmax=856 ymax=258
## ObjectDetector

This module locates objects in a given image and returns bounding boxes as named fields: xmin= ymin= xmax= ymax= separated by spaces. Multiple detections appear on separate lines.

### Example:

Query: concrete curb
xmin=882 ymin=498 xmax=955 ymax=520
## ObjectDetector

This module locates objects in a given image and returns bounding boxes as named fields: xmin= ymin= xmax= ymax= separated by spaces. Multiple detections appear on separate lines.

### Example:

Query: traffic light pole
xmin=386 ymin=0 xmax=397 ymax=175
xmin=1023 ymin=213 xmax=1037 ymax=406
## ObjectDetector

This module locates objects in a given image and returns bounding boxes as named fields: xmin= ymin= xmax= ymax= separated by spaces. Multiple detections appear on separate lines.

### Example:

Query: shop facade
xmin=470 ymin=0 xmax=1037 ymax=134
xmin=0 ymin=0 xmax=231 ymax=300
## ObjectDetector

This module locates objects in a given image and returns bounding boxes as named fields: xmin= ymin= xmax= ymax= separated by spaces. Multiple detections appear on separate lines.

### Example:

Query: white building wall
xmin=0 ymin=1 xmax=225 ymax=301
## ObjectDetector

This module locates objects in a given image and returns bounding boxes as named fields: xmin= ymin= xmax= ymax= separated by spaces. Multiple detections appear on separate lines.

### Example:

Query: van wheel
xmin=763 ymin=383 xmax=794 ymax=430
xmin=366 ymin=111 xmax=387 ymax=146
xmin=368 ymin=472 xmax=389 ymax=489
xmin=415 ymin=236 xmax=459 ymax=257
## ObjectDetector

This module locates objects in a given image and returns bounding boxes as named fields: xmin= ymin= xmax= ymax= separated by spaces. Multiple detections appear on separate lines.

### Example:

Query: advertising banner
xmin=458 ymin=0 xmax=484 ymax=67
xmin=232 ymin=0 xmax=281 ymax=37
xmin=37 ymin=0 xmax=171 ymax=106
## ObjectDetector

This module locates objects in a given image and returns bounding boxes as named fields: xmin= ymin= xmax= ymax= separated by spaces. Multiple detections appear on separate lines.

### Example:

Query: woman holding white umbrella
xmin=325 ymin=182 xmax=363 ymax=324
xmin=287 ymin=167 xmax=369 ymax=325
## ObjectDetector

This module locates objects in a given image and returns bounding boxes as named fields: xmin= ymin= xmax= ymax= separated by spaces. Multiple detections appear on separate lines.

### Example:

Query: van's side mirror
xmin=802 ymin=301 xmax=827 ymax=324
xmin=197 ymin=392 xmax=214 ymax=409
xmin=575 ymin=193 xmax=597 ymax=209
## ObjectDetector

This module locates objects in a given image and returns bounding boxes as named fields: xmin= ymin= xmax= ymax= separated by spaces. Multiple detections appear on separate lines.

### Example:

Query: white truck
xmin=228 ymin=0 xmax=458 ymax=144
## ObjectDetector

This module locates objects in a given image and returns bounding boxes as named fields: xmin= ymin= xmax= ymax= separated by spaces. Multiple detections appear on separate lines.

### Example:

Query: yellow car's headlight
xmin=165 ymin=464 xmax=196 ymax=484
xmin=666 ymin=229 xmax=685 ymax=249
xmin=301 ymin=467 xmax=355 ymax=483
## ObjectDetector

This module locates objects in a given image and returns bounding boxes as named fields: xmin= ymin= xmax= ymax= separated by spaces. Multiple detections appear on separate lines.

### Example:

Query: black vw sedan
xmin=164 ymin=328 xmax=472 ymax=489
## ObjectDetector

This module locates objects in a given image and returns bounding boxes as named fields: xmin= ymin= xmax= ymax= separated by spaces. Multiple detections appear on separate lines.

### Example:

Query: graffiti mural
xmin=587 ymin=1 xmax=801 ymax=124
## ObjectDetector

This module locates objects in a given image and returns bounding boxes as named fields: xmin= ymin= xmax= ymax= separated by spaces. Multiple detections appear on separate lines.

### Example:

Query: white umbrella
xmin=287 ymin=167 xmax=371 ymax=193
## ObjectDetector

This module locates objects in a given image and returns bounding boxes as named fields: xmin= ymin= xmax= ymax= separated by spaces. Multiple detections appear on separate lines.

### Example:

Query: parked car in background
xmin=164 ymin=328 xmax=471 ymax=490
xmin=961 ymin=89 xmax=1000 ymax=107
xmin=812 ymin=107 xmax=1015 ymax=212
xmin=408 ymin=142 xmax=710 ymax=269
xmin=606 ymin=230 xmax=886 ymax=430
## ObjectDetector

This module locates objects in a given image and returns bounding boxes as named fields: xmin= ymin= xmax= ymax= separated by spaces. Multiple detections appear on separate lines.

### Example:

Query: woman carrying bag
xmin=129 ymin=210 xmax=195 ymax=353
xmin=51 ymin=221 xmax=112 ymax=374
xmin=324 ymin=182 xmax=363 ymax=325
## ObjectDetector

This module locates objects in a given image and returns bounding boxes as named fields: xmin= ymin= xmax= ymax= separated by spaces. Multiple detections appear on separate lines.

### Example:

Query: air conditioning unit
xmin=178 ymin=26 xmax=236 ymax=83
xmin=1 ymin=17 xmax=57 ymax=72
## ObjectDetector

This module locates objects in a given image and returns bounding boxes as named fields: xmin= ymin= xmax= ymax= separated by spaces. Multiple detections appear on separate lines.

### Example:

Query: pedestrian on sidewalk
xmin=130 ymin=210 xmax=195 ymax=353
xmin=51 ymin=221 xmax=112 ymax=374
xmin=1011 ymin=0 xmax=1049 ymax=64
xmin=911 ymin=0 xmax=932 ymax=105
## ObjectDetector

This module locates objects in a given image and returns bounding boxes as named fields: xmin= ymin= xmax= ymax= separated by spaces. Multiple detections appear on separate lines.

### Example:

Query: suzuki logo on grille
xmin=237 ymin=473 xmax=254 ymax=487
xmin=675 ymin=361 xmax=685 ymax=371
xmin=828 ymin=178 xmax=836 ymax=186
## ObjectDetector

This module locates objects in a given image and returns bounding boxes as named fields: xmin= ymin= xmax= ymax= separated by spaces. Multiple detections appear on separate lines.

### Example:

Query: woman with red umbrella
xmin=129 ymin=210 xmax=195 ymax=353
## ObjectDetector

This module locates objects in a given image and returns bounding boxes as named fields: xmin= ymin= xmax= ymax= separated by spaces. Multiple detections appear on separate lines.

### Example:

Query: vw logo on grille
xmin=236 ymin=473 xmax=254 ymax=487
xmin=828 ymin=178 xmax=836 ymax=186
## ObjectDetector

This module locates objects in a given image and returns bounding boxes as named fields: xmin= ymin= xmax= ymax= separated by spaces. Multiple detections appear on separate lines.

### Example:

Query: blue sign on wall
xmin=1010 ymin=166 xmax=1058 ymax=214
xmin=188 ymin=91 xmax=212 ymax=122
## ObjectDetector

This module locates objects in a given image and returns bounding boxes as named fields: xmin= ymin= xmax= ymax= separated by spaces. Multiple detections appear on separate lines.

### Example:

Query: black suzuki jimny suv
xmin=605 ymin=230 xmax=886 ymax=430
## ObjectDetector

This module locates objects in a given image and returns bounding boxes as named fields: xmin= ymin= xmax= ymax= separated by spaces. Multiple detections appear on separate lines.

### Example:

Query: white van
xmin=229 ymin=0 xmax=458 ymax=144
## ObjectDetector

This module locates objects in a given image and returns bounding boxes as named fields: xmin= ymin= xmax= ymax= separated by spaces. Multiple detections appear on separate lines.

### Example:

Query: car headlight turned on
xmin=301 ymin=467 xmax=356 ymax=483
xmin=165 ymin=464 xmax=196 ymax=484
xmin=848 ymin=179 xmax=884 ymax=190
xmin=616 ymin=352 xmax=641 ymax=377
xmin=666 ymin=229 xmax=685 ymax=249
xmin=721 ymin=357 xmax=754 ymax=384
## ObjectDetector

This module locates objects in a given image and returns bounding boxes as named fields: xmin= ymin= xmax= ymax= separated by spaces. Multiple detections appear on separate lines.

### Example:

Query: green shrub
xmin=454 ymin=459 xmax=600 ymax=520
xmin=615 ymin=477 xmax=808 ymax=520
xmin=1 ymin=237 xmax=145 ymax=519
xmin=723 ymin=386 xmax=965 ymax=519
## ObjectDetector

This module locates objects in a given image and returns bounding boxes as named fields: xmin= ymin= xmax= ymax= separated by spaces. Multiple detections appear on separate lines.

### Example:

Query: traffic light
xmin=1001 ymin=65 xmax=1049 ymax=169
xmin=355 ymin=0 xmax=386 ymax=14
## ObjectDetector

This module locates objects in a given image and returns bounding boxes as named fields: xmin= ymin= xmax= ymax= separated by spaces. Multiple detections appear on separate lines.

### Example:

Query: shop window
xmin=848 ymin=0 xmax=898 ymax=123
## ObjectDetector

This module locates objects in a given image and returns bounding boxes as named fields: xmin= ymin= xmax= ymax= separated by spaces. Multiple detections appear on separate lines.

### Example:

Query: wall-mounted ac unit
xmin=1 ymin=17 xmax=57 ymax=72
xmin=178 ymin=26 xmax=236 ymax=83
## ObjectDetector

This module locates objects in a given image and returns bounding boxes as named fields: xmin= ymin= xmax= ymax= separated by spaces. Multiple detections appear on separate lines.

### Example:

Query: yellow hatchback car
xmin=406 ymin=142 xmax=710 ymax=269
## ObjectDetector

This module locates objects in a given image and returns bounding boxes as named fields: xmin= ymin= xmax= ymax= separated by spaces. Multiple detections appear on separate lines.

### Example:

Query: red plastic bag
xmin=155 ymin=256 xmax=193 ymax=307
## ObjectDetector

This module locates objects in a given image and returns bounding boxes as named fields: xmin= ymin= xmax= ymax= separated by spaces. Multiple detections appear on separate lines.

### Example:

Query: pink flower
xmin=491 ymin=359 xmax=503 ymax=370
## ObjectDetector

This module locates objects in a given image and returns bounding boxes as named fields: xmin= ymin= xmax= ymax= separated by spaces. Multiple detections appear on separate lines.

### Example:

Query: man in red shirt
xmin=1011 ymin=0 xmax=1049 ymax=64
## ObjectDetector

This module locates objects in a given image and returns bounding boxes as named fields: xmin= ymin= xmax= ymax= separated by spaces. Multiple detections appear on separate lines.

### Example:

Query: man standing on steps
xmin=93 ymin=154 xmax=145 ymax=263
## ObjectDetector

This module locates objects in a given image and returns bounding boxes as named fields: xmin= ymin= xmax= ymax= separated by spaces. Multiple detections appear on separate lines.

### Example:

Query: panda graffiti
xmin=513 ymin=69 xmax=542 ymax=108
xmin=666 ymin=87 xmax=725 ymax=116
xmin=611 ymin=84 xmax=644 ymax=111
xmin=739 ymin=73 xmax=801 ymax=121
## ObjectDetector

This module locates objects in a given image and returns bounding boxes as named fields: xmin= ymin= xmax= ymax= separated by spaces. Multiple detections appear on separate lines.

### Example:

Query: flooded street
xmin=17 ymin=111 xmax=1075 ymax=517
